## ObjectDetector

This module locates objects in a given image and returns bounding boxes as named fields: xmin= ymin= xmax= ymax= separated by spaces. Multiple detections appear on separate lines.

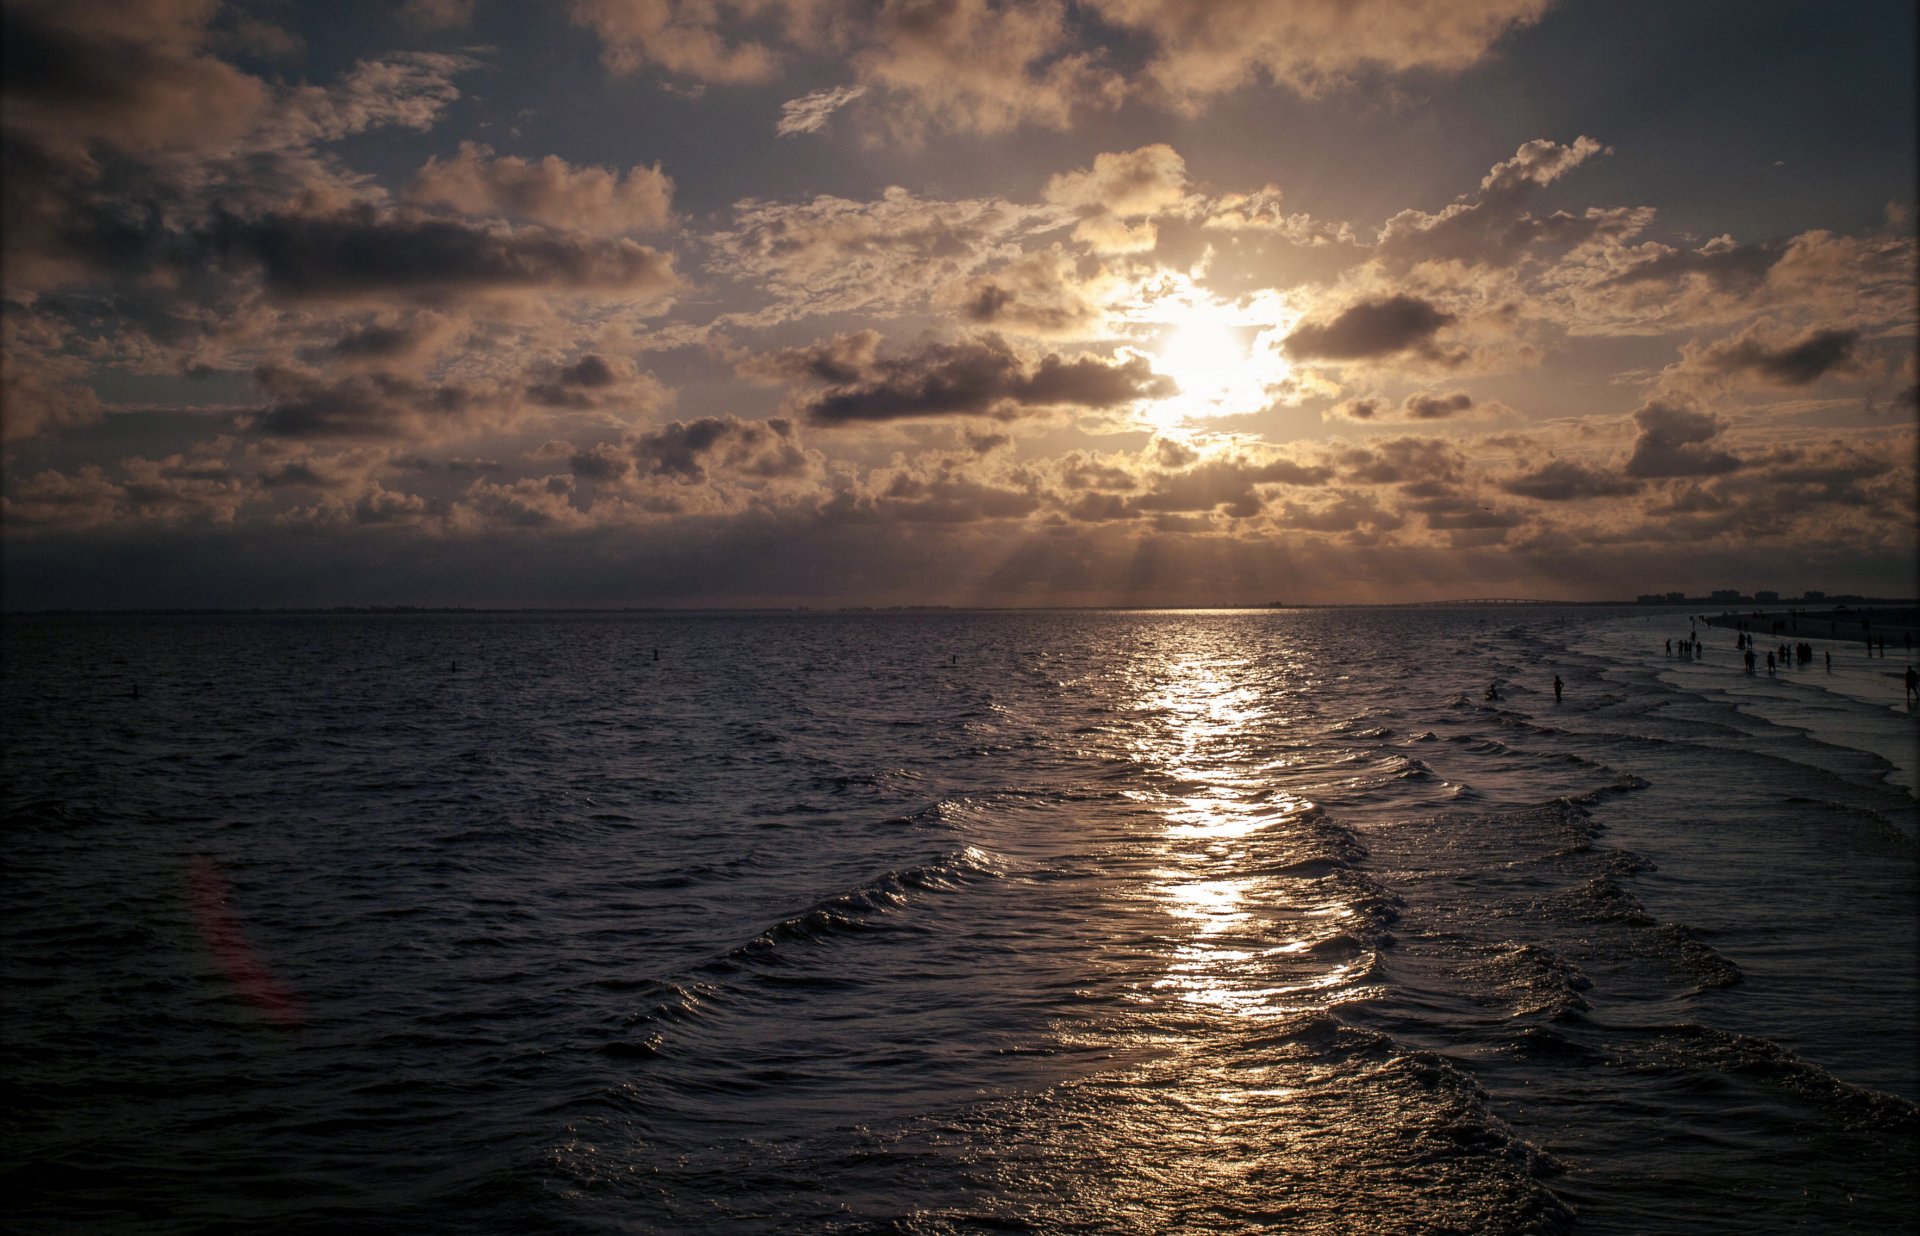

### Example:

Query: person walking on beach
xmin=1907 ymin=665 xmax=1918 ymax=705
xmin=1553 ymin=675 xmax=1563 ymax=703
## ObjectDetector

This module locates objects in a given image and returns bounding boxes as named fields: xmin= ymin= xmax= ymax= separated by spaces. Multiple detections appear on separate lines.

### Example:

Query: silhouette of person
xmin=1766 ymin=651 xmax=1775 ymax=673
xmin=1485 ymin=682 xmax=1501 ymax=702
xmin=1907 ymin=665 xmax=1918 ymax=705
xmin=1553 ymin=675 xmax=1563 ymax=703
xmin=1825 ymin=650 xmax=1832 ymax=672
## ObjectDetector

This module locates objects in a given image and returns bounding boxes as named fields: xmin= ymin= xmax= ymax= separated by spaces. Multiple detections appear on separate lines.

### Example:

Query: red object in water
xmin=187 ymin=857 xmax=304 ymax=1028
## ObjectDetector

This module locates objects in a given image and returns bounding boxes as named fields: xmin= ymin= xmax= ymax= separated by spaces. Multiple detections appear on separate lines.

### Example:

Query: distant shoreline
xmin=5 ymin=600 xmax=1915 ymax=618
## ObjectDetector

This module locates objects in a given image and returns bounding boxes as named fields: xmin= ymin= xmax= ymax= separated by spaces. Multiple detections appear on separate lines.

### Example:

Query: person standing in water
xmin=1553 ymin=675 xmax=1563 ymax=703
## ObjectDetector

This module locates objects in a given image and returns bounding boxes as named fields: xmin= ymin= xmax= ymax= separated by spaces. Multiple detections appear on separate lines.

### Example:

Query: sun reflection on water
xmin=1125 ymin=644 xmax=1380 ymax=1021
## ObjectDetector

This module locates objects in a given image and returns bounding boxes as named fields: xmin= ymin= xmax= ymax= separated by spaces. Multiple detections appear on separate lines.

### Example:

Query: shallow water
xmin=3 ymin=608 xmax=1914 ymax=1233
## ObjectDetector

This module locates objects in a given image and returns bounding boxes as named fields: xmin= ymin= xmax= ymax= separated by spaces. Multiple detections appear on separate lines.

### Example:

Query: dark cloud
xmin=1376 ymin=137 xmax=1640 ymax=269
xmin=0 ymin=0 xmax=269 ymax=154
xmin=249 ymin=364 xmax=481 ymax=439
xmin=1129 ymin=456 xmax=1330 ymax=519
xmin=1501 ymin=458 xmax=1641 ymax=501
xmin=1403 ymin=390 xmax=1474 ymax=420
xmin=1275 ymin=491 xmax=1405 ymax=536
xmin=212 ymin=206 xmax=678 ymax=302
xmin=744 ymin=331 xmax=883 ymax=385
xmin=1330 ymin=390 xmax=1477 ymax=422
xmin=527 ymin=354 xmax=639 ymax=408
xmin=798 ymin=335 xmax=1172 ymax=425
xmin=621 ymin=416 xmax=811 ymax=483
xmin=1336 ymin=437 xmax=1466 ymax=486
xmin=1624 ymin=400 xmax=1743 ymax=478
xmin=1284 ymin=295 xmax=1460 ymax=365
xmin=1599 ymin=238 xmax=1782 ymax=292
xmin=1698 ymin=327 xmax=1858 ymax=386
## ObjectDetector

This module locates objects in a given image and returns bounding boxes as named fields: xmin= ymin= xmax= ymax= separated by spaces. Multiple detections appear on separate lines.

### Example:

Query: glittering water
xmin=3 ymin=608 xmax=1915 ymax=1234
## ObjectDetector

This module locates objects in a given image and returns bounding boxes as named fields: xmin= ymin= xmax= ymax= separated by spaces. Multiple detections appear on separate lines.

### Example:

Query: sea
xmin=3 ymin=606 xmax=1915 ymax=1235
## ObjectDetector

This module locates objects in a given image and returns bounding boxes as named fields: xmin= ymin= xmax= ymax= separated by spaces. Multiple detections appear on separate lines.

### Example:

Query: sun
xmin=1143 ymin=298 xmax=1288 ymax=433
xmin=1158 ymin=319 xmax=1249 ymax=400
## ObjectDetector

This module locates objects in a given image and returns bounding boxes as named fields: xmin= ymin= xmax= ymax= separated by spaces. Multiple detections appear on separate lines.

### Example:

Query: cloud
xmin=625 ymin=415 xmax=813 ymax=482
xmin=526 ymin=353 xmax=665 ymax=411
xmin=852 ymin=0 xmax=1120 ymax=137
xmin=1327 ymin=389 xmax=1481 ymax=421
xmin=952 ymin=248 xmax=1109 ymax=337
xmin=1284 ymin=295 xmax=1460 ymax=365
xmin=247 ymin=364 xmax=489 ymax=439
xmin=407 ymin=143 xmax=675 ymax=236
xmin=1598 ymin=234 xmax=1783 ymax=294
xmin=566 ymin=0 xmax=790 ymax=83
xmin=792 ymin=335 xmax=1173 ymax=425
xmin=1084 ymin=0 xmax=1551 ymax=106
xmin=777 ymin=84 xmax=867 ymax=136
xmin=270 ymin=53 xmax=476 ymax=147
xmin=1623 ymin=400 xmax=1743 ymax=478
xmin=213 ymin=205 xmax=679 ymax=303
xmin=1695 ymin=326 xmax=1858 ymax=386
xmin=1377 ymin=136 xmax=1633 ymax=269
xmin=707 ymin=187 xmax=1057 ymax=322
xmin=1126 ymin=453 xmax=1330 ymax=519
xmin=1500 ymin=457 xmax=1641 ymax=500
xmin=1044 ymin=144 xmax=1189 ymax=216
xmin=1043 ymin=144 xmax=1190 ymax=253
xmin=0 ymin=0 xmax=270 ymax=155
xmin=1336 ymin=436 xmax=1466 ymax=486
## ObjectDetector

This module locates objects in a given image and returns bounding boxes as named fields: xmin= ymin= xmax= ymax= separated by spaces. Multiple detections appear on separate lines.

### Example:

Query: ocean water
xmin=2 ymin=607 xmax=1914 ymax=1235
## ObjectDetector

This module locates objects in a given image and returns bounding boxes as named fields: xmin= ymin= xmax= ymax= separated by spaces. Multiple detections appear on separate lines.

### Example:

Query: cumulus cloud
xmin=1326 ymin=389 xmax=1480 ymax=421
xmin=1042 ymin=144 xmax=1190 ymax=253
xmin=408 ymin=143 xmax=674 ymax=236
xmin=1623 ymin=400 xmax=1743 ymax=478
xmin=626 ymin=415 xmax=813 ymax=481
xmin=0 ymin=0 xmax=270 ymax=155
xmin=707 ymin=187 xmax=1056 ymax=322
xmin=1125 ymin=453 xmax=1330 ymax=519
xmin=952 ymin=249 xmax=1109 ymax=337
xmin=1336 ymin=436 xmax=1466 ymax=486
xmin=525 ymin=354 xmax=666 ymax=411
xmin=852 ymin=0 xmax=1120 ymax=137
xmin=1377 ymin=136 xmax=1634 ymax=269
xmin=1695 ymin=326 xmax=1858 ymax=386
xmin=1084 ymin=0 xmax=1551 ymax=105
xmin=1284 ymin=295 xmax=1461 ymax=365
xmin=566 ymin=0 xmax=794 ymax=83
xmin=786 ymin=334 xmax=1173 ymax=425
xmin=247 ymin=364 xmax=489 ymax=439
xmin=1501 ymin=457 xmax=1641 ymax=501
xmin=213 ymin=205 xmax=679 ymax=303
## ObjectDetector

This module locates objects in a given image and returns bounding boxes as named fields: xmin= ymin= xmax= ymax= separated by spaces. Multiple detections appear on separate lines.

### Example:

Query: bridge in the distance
xmin=1386 ymin=598 xmax=1581 ymax=607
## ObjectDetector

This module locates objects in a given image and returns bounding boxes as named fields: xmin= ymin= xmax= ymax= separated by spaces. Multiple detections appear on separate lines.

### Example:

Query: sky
xmin=2 ymin=0 xmax=1915 ymax=608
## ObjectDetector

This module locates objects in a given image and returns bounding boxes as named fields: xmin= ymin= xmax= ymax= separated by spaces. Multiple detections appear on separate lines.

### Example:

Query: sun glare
xmin=1142 ymin=294 xmax=1292 ymax=434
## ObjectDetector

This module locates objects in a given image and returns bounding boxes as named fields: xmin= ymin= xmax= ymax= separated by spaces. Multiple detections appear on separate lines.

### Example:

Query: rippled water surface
xmin=4 ymin=608 xmax=1915 ymax=1233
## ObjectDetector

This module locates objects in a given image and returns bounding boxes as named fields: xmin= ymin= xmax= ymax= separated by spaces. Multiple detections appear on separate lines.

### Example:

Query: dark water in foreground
xmin=3 ymin=608 xmax=1915 ymax=1234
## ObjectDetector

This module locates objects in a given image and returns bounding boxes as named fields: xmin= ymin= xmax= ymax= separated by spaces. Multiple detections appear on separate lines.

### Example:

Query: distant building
xmin=1755 ymin=590 xmax=1779 ymax=604
xmin=1666 ymin=591 xmax=1686 ymax=603
xmin=1803 ymin=590 xmax=1825 ymax=602
xmin=1710 ymin=589 xmax=1742 ymax=604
